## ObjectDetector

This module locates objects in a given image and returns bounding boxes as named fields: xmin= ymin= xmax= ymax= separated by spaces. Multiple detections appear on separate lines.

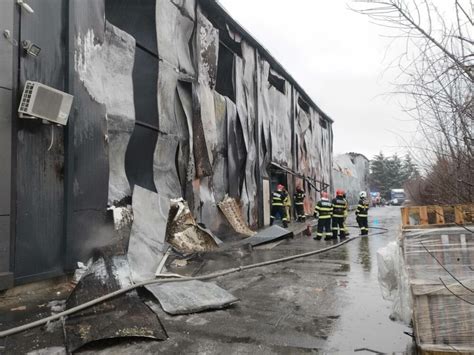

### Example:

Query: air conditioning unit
xmin=18 ymin=81 xmax=73 ymax=125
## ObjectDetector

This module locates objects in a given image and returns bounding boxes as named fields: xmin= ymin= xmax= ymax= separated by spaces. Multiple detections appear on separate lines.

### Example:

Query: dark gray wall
xmin=14 ymin=0 xmax=67 ymax=283
xmin=65 ymin=0 xmax=116 ymax=270
xmin=0 ymin=0 xmax=14 ymax=290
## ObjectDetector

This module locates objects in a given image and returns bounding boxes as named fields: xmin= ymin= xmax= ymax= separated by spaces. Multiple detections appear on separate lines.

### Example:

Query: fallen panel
xmin=218 ymin=195 xmax=256 ymax=237
xmin=242 ymin=225 xmax=293 ymax=247
xmin=64 ymin=255 xmax=167 ymax=353
xmin=166 ymin=198 xmax=218 ymax=253
xmin=128 ymin=186 xmax=170 ymax=282
xmin=145 ymin=280 xmax=239 ymax=315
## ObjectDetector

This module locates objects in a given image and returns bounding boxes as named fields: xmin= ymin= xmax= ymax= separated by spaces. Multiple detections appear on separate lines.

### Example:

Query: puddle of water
xmin=323 ymin=207 xmax=415 ymax=353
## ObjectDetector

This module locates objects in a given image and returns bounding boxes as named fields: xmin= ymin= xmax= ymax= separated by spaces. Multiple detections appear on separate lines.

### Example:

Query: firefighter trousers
xmin=356 ymin=216 xmax=368 ymax=235
xmin=271 ymin=205 xmax=288 ymax=227
xmin=316 ymin=218 xmax=332 ymax=239
xmin=332 ymin=217 xmax=346 ymax=238
xmin=295 ymin=204 xmax=305 ymax=221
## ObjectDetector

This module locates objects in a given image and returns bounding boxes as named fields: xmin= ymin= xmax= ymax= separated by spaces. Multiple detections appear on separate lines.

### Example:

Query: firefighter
xmin=293 ymin=185 xmax=306 ymax=222
xmin=343 ymin=192 xmax=350 ymax=236
xmin=332 ymin=189 xmax=347 ymax=239
xmin=356 ymin=191 xmax=369 ymax=235
xmin=270 ymin=184 xmax=289 ymax=228
xmin=313 ymin=191 xmax=333 ymax=240
xmin=284 ymin=187 xmax=292 ymax=224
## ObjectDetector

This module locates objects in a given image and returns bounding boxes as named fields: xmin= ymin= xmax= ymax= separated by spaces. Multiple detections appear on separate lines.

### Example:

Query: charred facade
xmin=0 ymin=0 xmax=333 ymax=289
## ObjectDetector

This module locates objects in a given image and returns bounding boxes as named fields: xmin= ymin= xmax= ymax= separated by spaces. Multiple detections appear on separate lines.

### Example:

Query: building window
xmin=216 ymin=42 xmax=235 ymax=101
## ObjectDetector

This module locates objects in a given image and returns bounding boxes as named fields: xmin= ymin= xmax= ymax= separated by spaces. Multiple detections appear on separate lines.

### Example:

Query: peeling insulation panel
xmin=332 ymin=153 xmax=369 ymax=208
xmin=6 ymin=0 xmax=334 ymax=285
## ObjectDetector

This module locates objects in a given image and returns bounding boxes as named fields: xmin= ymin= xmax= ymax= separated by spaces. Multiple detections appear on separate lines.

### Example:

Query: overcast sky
xmin=218 ymin=0 xmax=420 ymax=160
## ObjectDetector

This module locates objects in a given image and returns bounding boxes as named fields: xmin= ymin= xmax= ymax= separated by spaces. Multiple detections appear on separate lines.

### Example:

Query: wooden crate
xmin=402 ymin=218 xmax=474 ymax=354
xmin=401 ymin=204 xmax=474 ymax=229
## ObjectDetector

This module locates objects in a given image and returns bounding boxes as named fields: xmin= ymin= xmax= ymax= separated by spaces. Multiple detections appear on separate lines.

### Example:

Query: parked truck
xmin=389 ymin=189 xmax=406 ymax=206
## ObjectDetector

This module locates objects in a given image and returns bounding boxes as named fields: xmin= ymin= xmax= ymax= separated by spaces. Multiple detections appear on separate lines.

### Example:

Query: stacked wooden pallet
xmin=400 ymin=204 xmax=474 ymax=354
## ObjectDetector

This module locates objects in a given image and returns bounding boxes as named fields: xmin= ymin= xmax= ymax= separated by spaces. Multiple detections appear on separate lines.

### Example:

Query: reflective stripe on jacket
xmin=356 ymin=198 xmax=369 ymax=217
xmin=272 ymin=191 xmax=287 ymax=206
xmin=315 ymin=200 xmax=333 ymax=219
xmin=332 ymin=197 xmax=347 ymax=218
xmin=294 ymin=192 xmax=305 ymax=205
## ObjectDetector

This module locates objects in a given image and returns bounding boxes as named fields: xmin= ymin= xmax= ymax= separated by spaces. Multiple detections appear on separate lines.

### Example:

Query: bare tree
xmin=352 ymin=0 xmax=473 ymax=204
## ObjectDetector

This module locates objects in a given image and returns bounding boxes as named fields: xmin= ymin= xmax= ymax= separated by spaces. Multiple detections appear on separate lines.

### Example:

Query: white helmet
xmin=359 ymin=191 xmax=367 ymax=198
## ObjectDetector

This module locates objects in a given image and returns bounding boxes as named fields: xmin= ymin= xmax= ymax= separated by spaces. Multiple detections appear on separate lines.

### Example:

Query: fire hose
xmin=0 ymin=225 xmax=389 ymax=338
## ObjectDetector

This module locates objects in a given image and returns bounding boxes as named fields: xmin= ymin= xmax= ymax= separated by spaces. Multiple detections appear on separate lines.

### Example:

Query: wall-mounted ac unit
xmin=18 ymin=81 xmax=73 ymax=125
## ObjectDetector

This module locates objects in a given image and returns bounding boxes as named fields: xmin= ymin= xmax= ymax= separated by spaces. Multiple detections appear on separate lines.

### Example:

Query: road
xmin=77 ymin=206 xmax=414 ymax=354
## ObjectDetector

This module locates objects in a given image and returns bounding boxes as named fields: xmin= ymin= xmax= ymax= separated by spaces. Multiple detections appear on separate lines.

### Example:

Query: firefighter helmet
xmin=336 ymin=189 xmax=344 ymax=196
xmin=359 ymin=191 xmax=367 ymax=198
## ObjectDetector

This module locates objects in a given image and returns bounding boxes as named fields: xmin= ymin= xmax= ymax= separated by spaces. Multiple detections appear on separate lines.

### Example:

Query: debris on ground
xmin=234 ymin=225 xmax=293 ymax=247
xmin=218 ymin=195 xmax=257 ymax=237
xmin=64 ymin=254 xmax=167 ymax=353
xmin=10 ymin=306 xmax=26 ymax=312
xmin=166 ymin=198 xmax=219 ymax=253
xmin=145 ymin=280 xmax=239 ymax=315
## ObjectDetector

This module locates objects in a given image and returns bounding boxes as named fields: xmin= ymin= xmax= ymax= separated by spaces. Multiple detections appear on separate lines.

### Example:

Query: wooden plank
xmin=412 ymin=280 xmax=474 ymax=296
xmin=454 ymin=206 xmax=464 ymax=224
xmin=420 ymin=206 xmax=429 ymax=225
xmin=402 ymin=207 xmax=410 ymax=227
xmin=414 ymin=295 xmax=434 ymax=345
xmin=435 ymin=206 xmax=445 ymax=225
xmin=420 ymin=344 xmax=474 ymax=354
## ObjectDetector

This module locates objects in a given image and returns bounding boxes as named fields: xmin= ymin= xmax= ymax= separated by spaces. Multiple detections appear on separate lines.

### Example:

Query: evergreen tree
xmin=402 ymin=154 xmax=419 ymax=180
xmin=369 ymin=152 xmax=388 ymax=197
xmin=369 ymin=152 xmax=418 ymax=199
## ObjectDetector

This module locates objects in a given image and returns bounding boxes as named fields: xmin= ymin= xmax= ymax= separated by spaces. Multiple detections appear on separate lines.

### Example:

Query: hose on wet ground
xmin=0 ymin=225 xmax=389 ymax=338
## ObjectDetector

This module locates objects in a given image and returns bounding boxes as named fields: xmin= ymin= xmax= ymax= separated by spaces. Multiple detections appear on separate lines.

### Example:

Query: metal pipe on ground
xmin=0 ymin=226 xmax=388 ymax=338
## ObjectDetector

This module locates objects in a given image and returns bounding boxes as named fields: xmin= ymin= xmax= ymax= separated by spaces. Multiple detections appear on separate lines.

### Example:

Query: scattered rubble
xmin=166 ymin=198 xmax=220 ymax=253
xmin=145 ymin=280 xmax=239 ymax=315
xmin=218 ymin=195 xmax=257 ymax=237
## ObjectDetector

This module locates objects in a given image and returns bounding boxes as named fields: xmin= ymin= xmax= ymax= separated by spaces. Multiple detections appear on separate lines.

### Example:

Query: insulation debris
xmin=64 ymin=254 xmax=166 ymax=353
xmin=166 ymin=198 xmax=219 ymax=253
xmin=128 ymin=186 xmax=170 ymax=282
xmin=237 ymin=225 xmax=293 ymax=247
xmin=218 ymin=195 xmax=257 ymax=237
xmin=145 ymin=280 xmax=239 ymax=315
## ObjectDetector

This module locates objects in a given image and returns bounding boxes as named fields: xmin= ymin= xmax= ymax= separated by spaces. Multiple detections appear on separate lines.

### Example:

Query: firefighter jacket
xmin=356 ymin=198 xmax=369 ymax=217
xmin=314 ymin=199 xmax=333 ymax=219
xmin=272 ymin=190 xmax=288 ymax=207
xmin=332 ymin=197 xmax=348 ymax=218
xmin=294 ymin=191 xmax=305 ymax=206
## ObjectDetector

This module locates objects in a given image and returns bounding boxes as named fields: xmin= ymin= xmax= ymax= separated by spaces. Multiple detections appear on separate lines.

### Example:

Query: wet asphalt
xmin=80 ymin=206 xmax=415 ymax=354
xmin=0 ymin=206 xmax=415 ymax=354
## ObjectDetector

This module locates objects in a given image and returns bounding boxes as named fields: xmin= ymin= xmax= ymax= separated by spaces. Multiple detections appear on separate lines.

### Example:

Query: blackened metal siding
xmin=14 ymin=0 xmax=67 ymax=282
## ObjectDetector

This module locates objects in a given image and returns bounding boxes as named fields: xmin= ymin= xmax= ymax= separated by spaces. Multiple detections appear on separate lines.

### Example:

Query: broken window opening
xmin=218 ymin=29 xmax=242 ymax=58
xmin=319 ymin=117 xmax=328 ymax=129
xmin=268 ymin=69 xmax=286 ymax=94
xmin=298 ymin=96 xmax=310 ymax=114
xmin=216 ymin=42 xmax=236 ymax=102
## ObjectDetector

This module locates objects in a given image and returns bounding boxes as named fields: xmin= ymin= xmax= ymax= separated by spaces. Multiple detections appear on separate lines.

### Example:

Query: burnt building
xmin=0 ymin=0 xmax=333 ymax=290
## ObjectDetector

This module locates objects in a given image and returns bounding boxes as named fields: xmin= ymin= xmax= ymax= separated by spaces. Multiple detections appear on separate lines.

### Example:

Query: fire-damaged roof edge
xmin=199 ymin=0 xmax=334 ymax=124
